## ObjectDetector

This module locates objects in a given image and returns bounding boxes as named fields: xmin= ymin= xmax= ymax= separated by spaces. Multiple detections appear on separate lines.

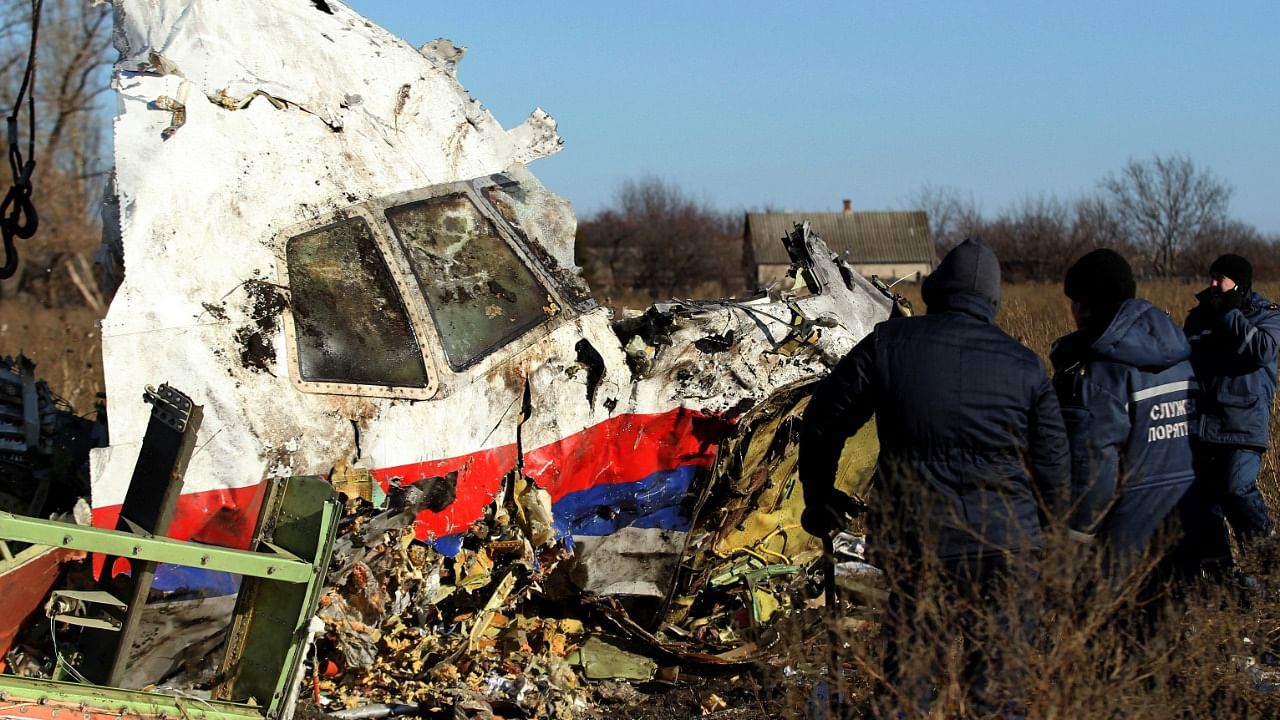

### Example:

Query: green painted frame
xmin=0 ymin=476 xmax=339 ymax=720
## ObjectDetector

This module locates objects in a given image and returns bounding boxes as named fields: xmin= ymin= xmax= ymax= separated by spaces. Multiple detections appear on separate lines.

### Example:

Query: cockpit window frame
xmin=276 ymin=206 xmax=441 ymax=400
xmin=275 ymin=173 xmax=579 ymax=399
xmin=383 ymin=188 xmax=557 ymax=371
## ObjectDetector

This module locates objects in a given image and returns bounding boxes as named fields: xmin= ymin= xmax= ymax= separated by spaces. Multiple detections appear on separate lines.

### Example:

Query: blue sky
xmin=346 ymin=2 xmax=1280 ymax=233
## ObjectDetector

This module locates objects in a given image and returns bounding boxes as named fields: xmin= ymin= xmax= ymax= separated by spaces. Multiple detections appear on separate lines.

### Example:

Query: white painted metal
xmin=94 ymin=0 xmax=891 ymax=598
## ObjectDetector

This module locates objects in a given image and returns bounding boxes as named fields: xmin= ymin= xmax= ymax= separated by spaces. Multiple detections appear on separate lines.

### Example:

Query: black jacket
xmin=800 ymin=239 xmax=1070 ymax=559
xmin=1184 ymin=290 xmax=1280 ymax=449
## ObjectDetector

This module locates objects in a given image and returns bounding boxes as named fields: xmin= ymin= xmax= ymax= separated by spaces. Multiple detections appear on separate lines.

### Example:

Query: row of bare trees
xmin=579 ymin=154 xmax=1275 ymax=303
xmin=0 ymin=0 xmax=112 ymax=307
xmin=912 ymin=154 xmax=1274 ymax=283
xmin=575 ymin=176 xmax=742 ymax=302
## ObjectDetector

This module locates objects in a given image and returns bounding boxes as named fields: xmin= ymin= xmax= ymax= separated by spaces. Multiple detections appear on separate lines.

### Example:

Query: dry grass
xmin=0 ymin=298 xmax=103 ymax=414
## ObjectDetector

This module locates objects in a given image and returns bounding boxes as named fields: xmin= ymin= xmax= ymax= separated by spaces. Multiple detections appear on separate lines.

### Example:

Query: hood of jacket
xmin=1052 ymin=298 xmax=1190 ymax=372
xmin=922 ymin=237 xmax=1001 ymax=322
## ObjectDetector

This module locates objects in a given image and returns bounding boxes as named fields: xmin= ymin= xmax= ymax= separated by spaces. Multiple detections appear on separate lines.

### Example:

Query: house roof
xmin=746 ymin=211 xmax=936 ymax=266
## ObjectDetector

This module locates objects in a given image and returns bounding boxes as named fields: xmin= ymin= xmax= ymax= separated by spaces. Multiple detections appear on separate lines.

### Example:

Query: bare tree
xmin=37 ymin=0 xmax=112 ymax=177
xmin=902 ymin=183 xmax=983 ymax=256
xmin=1179 ymin=219 xmax=1280 ymax=281
xmin=1101 ymin=154 xmax=1231 ymax=277
xmin=577 ymin=177 xmax=738 ymax=301
xmin=982 ymin=195 xmax=1083 ymax=282
xmin=1071 ymin=194 xmax=1128 ymax=255
xmin=575 ymin=206 xmax=631 ymax=292
xmin=0 ymin=0 xmax=113 ymax=305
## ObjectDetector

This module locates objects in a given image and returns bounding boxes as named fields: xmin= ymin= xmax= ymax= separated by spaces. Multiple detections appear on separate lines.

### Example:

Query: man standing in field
xmin=799 ymin=237 xmax=1070 ymax=717
xmin=1183 ymin=254 xmax=1280 ymax=549
xmin=1050 ymin=249 xmax=1197 ymax=578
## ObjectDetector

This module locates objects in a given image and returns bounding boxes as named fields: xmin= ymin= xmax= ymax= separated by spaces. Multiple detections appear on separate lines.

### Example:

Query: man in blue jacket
xmin=1050 ymin=249 xmax=1197 ymax=579
xmin=1184 ymin=254 xmax=1280 ymax=546
xmin=800 ymin=237 xmax=1070 ymax=716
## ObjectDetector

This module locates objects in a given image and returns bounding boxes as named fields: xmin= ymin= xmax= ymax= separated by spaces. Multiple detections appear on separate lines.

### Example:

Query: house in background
xmin=743 ymin=200 xmax=936 ymax=289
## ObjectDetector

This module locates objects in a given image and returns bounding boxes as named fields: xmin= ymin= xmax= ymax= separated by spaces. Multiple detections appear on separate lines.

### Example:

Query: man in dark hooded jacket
xmin=1051 ymin=249 xmax=1197 ymax=579
xmin=1183 ymin=254 xmax=1280 ymax=546
xmin=800 ymin=237 xmax=1070 ymax=715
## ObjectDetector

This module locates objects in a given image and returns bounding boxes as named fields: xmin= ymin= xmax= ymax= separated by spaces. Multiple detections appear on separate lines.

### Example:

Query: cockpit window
xmin=286 ymin=217 xmax=428 ymax=387
xmin=386 ymin=194 xmax=553 ymax=370
xmin=482 ymin=182 xmax=594 ymax=308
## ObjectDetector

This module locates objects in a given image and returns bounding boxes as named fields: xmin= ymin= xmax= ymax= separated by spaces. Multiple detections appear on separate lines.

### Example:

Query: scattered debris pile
xmin=0 ymin=355 xmax=105 ymax=671
xmin=643 ymin=383 xmax=880 ymax=662
xmin=308 ymin=383 xmax=885 ymax=717
xmin=314 ymin=467 xmax=609 ymax=717
xmin=0 ymin=373 xmax=887 ymax=719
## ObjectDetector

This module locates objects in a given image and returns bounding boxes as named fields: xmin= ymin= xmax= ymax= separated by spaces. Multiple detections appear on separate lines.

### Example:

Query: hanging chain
xmin=0 ymin=0 xmax=43 ymax=280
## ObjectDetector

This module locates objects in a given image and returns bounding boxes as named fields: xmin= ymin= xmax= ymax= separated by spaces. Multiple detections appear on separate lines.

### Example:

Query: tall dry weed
xmin=820 ymin=533 xmax=1280 ymax=718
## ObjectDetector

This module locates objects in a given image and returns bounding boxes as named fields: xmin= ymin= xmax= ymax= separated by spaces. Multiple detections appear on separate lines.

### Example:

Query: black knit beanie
xmin=1064 ymin=249 xmax=1136 ymax=310
xmin=1210 ymin=254 xmax=1252 ymax=292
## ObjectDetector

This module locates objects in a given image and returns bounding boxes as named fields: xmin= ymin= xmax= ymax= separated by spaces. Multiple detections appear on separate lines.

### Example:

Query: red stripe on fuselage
xmin=91 ymin=483 xmax=266 ymax=577
xmin=524 ymin=408 xmax=728 ymax=501
xmin=91 ymin=409 xmax=733 ymax=555
xmin=369 ymin=409 xmax=730 ymax=540
xmin=370 ymin=444 xmax=518 ymax=540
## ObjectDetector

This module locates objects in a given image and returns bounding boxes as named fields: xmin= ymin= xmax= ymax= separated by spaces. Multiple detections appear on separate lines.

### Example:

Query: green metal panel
xmin=0 ymin=512 xmax=313 ymax=583
xmin=215 ymin=476 xmax=340 ymax=719
xmin=0 ymin=674 xmax=264 ymax=720
xmin=0 ymin=476 xmax=337 ymax=720
xmin=0 ymin=474 xmax=340 ymax=712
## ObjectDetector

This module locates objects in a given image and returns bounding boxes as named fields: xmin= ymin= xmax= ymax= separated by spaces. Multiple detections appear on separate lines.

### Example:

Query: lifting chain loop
xmin=0 ymin=0 xmax=43 ymax=280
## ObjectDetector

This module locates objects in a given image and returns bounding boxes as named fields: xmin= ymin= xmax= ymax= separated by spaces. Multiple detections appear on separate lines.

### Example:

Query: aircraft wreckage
xmin=0 ymin=0 xmax=905 ymax=717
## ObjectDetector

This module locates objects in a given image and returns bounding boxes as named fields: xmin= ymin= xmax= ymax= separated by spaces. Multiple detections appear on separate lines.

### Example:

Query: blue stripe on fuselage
xmin=423 ymin=464 xmax=705 ymax=557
